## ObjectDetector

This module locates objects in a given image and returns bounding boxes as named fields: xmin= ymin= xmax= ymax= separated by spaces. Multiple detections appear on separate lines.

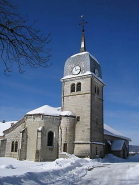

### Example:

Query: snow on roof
xmin=61 ymin=71 xmax=104 ymax=84
xmin=104 ymin=123 xmax=131 ymax=141
xmin=26 ymin=105 xmax=61 ymax=116
xmin=70 ymin=51 xmax=100 ymax=64
xmin=26 ymin=105 xmax=75 ymax=117
xmin=0 ymin=121 xmax=17 ymax=136
xmin=111 ymin=140 xmax=125 ymax=151
xmin=61 ymin=111 xmax=75 ymax=117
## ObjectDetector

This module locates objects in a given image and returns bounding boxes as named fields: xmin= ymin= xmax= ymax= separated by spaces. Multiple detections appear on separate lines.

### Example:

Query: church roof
xmin=26 ymin=105 xmax=61 ymax=116
xmin=26 ymin=105 xmax=75 ymax=117
xmin=0 ymin=107 xmax=130 ymax=142
xmin=63 ymin=51 xmax=102 ymax=79
xmin=104 ymin=123 xmax=131 ymax=141
xmin=0 ymin=121 xmax=17 ymax=136
xmin=62 ymin=71 xmax=104 ymax=84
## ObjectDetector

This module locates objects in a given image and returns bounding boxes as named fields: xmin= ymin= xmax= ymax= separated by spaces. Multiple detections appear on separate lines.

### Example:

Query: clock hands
xmin=72 ymin=66 xmax=81 ymax=75
xmin=75 ymin=67 xmax=78 ymax=71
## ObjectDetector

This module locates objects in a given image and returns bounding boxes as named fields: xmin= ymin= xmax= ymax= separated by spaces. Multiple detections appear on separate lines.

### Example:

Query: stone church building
xmin=0 ymin=21 xmax=131 ymax=161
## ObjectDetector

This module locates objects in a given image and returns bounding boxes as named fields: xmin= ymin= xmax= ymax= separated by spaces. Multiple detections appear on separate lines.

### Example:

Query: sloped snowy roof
xmin=71 ymin=51 xmax=100 ymax=64
xmin=63 ymin=51 xmax=102 ymax=79
xmin=26 ymin=105 xmax=75 ymax=117
xmin=26 ymin=105 xmax=61 ymax=116
xmin=104 ymin=124 xmax=131 ymax=141
xmin=61 ymin=71 xmax=104 ymax=84
xmin=61 ymin=111 xmax=75 ymax=117
xmin=111 ymin=140 xmax=125 ymax=151
xmin=0 ymin=121 xmax=17 ymax=136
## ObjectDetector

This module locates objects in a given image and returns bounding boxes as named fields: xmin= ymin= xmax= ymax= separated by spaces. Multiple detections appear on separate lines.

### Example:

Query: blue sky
xmin=0 ymin=0 xmax=139 ymax=145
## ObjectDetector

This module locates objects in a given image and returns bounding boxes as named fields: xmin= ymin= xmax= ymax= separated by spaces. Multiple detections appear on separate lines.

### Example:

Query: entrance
xmin=63 ymin=143 xmax=67 ymax=152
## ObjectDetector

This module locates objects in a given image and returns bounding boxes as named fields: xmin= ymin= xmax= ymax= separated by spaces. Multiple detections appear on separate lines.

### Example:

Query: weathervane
xmin=79 ymin=15 xmax=87 ymax=32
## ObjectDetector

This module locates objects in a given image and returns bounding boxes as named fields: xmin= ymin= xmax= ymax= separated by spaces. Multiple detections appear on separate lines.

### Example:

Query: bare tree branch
xmin=0 ymin=0 xmax=52 ymax=75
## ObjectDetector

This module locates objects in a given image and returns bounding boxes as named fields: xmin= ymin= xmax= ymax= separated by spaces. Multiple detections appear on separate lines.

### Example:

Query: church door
xmin=63 ymin=143 xmax=67 ymax=152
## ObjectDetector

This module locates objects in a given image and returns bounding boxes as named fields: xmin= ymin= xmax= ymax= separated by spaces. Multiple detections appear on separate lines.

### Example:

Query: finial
xmin=79 ymin=15 xmax=87 ymax=52
xmin=79 ymin=15 xmax=87 ymax=32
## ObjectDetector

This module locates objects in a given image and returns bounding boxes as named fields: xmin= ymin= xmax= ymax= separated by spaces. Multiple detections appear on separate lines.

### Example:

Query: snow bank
xmin=0 ymin=155 xmax=102 ymax=184
xmin=0 ymin=154 xmax=139 ymax=184
xmin=92 ymin=153 xmax=139 ymax=163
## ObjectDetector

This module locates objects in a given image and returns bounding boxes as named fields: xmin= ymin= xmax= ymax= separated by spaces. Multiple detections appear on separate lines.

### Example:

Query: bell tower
xmin=60 ymin=16 xmax=105 ymax=158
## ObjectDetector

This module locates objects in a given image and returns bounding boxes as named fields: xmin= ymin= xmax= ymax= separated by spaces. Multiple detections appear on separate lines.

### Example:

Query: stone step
xmin=59 ymin=153 xmax=70 ymax=159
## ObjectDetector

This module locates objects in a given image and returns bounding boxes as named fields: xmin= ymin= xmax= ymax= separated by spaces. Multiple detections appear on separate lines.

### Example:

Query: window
xmin=96 ymin=118 xmax=98 ymax=125
xmin=71 ymin=83 xmax=75 ymax=92
xmin=11 ymin=141 xmax=14 ymax=152
xmin=95 ymin=86 xmax=97 ymax=94
xmin=76 ymin=82 xmax=81 ymax=92
xmin=97 ymin=87 xmax=99 ymax=95
xmin=77 ymin=116 xmax=80 ymax=121
xmin=47 ymin=131 xmax=53 ymax=147
xmin=11 ymin=141 xmax=18 ymax=152
xmin=96 ymin=147 xmax=98 ymax=155
xmin=95 ymin=85 xmax=99 ymax=96
xmin=15 ymin=141 xmax=18 ymax=152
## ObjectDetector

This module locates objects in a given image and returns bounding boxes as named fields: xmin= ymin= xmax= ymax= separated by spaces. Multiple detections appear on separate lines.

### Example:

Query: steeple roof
xmin=80 ymin=31 xmax=86 ymax=52
xmin=79 ymin=15 xmax=87 ymax=52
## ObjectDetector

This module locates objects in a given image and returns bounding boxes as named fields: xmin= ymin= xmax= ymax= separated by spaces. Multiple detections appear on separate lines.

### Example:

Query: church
xmin=0 ymin=18 xmax=131 ymax=161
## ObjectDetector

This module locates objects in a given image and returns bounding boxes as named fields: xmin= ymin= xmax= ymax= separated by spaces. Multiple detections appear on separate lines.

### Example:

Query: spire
xmin=79 ymin=15 xmax=87 ymax=52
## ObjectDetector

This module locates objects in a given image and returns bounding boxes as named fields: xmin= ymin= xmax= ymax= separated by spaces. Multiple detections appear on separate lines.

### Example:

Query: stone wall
xmin=40 ymin=116 xmax=60 ymax=161
xmin=25 ymin=115 xmax=60 ymax=161
xmin=3 ymin=118 xmax=25 ymax=159
xmin=59 ymin=116 xmax=75 ymax=154
xmin=0 ymin=139 xmax=6 ymax=157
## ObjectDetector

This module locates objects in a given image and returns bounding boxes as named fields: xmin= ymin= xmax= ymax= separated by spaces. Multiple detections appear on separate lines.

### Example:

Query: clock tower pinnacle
xmin=79 ymin=15 xmax=87 ymax=52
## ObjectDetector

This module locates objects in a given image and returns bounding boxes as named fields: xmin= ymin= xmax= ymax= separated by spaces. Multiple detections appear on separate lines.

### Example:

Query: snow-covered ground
xmin=0 ymin=154 xmax=139 ymax=185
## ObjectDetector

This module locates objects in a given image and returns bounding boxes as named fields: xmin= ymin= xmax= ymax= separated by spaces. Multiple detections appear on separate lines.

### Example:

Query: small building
xmin=104 ymin=124 xmax=130 ymax=158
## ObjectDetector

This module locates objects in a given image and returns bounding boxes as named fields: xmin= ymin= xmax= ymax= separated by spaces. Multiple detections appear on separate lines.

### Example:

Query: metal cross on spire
xmin=79 ymin=15 xmax=88 ymax=32
xmin=79 ymin=15 xmax=87 ymax=52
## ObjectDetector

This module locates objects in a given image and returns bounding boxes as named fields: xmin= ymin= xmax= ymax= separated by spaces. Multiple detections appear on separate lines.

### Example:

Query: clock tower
xmin=60 ymin=16 xmax=105 ymax=158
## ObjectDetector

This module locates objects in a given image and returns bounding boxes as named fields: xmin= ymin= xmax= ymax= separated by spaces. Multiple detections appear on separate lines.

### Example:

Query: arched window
xmin=71 ymin=83 xmax=75 ymax=92
xmin=47 ymin=131 xmax=53 ymax=147
xmin=76 ymin=82 xmax=81 ymax=92
xmin=15 ymin=141 xmax=18 ymax=152
xmin=11 ymin=141 xmax=14 ymax=152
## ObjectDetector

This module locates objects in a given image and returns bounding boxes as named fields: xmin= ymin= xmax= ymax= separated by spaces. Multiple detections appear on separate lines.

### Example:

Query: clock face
xmin=72 ymin=66 xmax=81 ymax=75
xmin=95 ymin=69 xmax=99 ymax=77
